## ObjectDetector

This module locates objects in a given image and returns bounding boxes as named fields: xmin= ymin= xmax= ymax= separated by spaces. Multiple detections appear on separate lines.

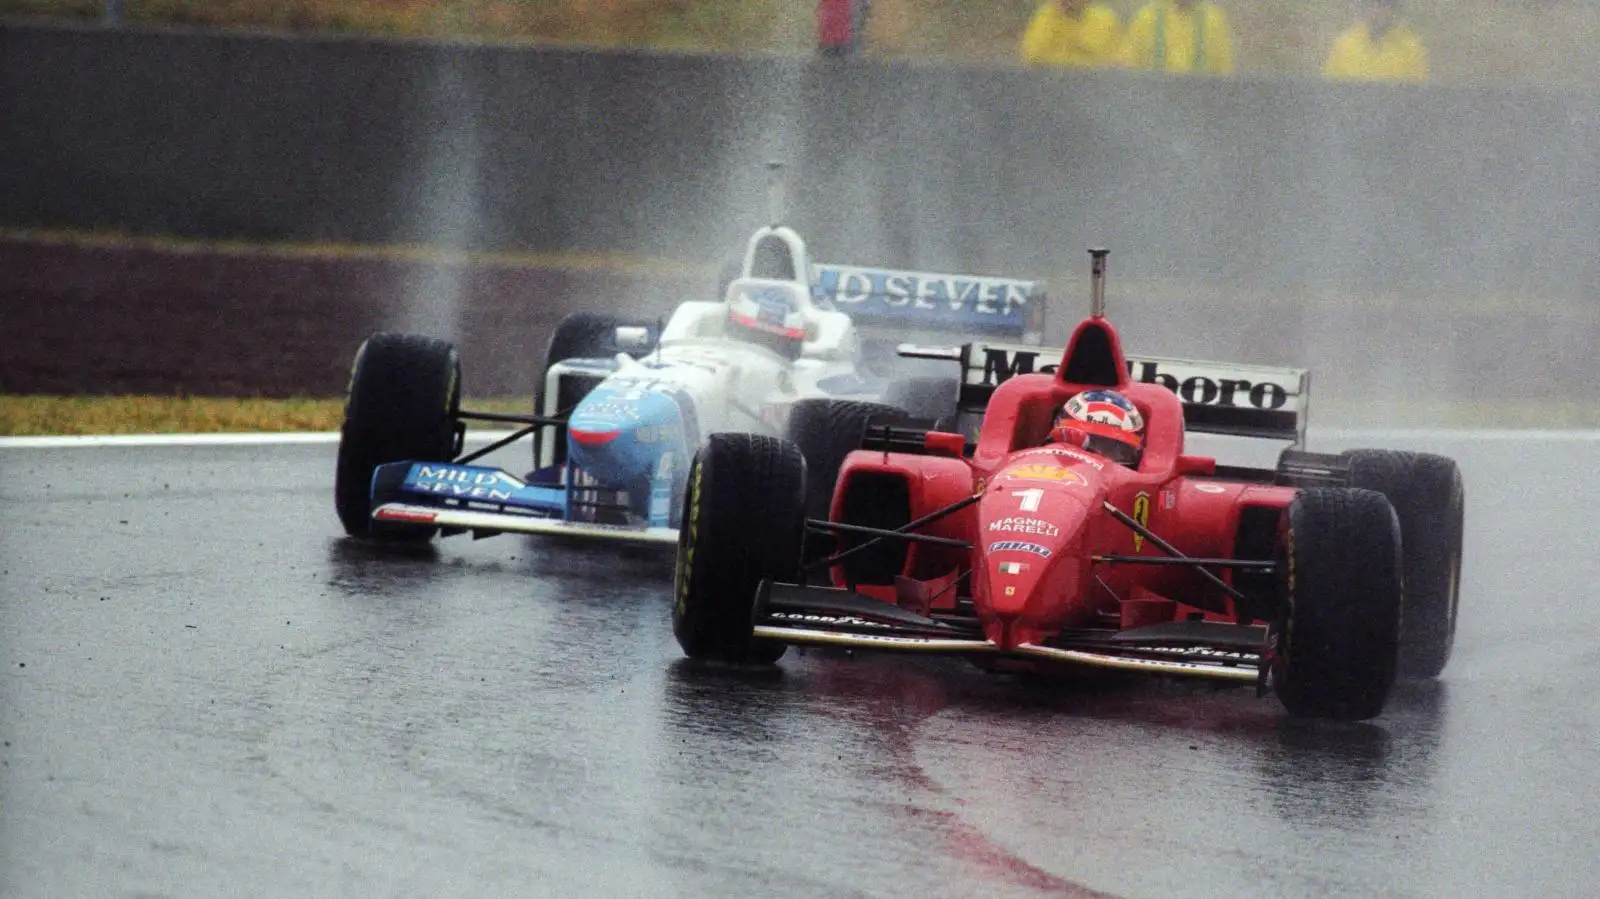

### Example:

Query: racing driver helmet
xmin=1050 ymin=389 xmax=1146 ymax=467
xmin=726 ymin=281 xmax=807 ymax=361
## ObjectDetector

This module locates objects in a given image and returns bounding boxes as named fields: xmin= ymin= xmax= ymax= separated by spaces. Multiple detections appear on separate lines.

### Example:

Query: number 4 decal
xmin=1016 ymin=488 xmax=1043 ymax=512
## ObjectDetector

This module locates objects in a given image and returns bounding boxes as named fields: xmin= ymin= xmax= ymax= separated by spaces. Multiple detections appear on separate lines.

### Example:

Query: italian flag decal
xmin=998 ymin=561 xmax=1027 ymax=574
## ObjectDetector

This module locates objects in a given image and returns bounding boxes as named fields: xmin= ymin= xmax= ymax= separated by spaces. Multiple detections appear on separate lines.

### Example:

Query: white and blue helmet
xmin=726 ymin=280 xmax=808 ymax=360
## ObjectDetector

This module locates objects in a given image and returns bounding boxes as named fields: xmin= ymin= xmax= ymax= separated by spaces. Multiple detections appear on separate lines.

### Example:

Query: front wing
xmin=374 ymin=502 xmax=678 ymax=545
xmin=370 ymin=460 xmax=679 ymax=545
xmin=752 ymin=580 xmax=1263 ymax=683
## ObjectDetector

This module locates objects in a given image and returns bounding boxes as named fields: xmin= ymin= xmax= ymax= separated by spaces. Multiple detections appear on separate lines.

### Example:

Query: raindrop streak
xmin=398 ymin=58 xmax=481 ymax=347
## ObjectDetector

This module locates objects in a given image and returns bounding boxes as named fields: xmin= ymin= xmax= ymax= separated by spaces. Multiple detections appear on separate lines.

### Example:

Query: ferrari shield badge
xmin=1132 ymin=491 xmax=1151 ymax=551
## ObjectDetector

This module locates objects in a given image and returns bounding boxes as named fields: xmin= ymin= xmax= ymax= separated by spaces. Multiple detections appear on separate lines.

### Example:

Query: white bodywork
xmin=536 ymin=226 xmax=874 ymax=469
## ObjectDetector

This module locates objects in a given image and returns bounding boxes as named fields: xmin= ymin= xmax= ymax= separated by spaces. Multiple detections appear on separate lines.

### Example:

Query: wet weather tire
xmin=882 ymin=376 xmax=959 ymax=430
xmin=541 ymin=312 xmax=624 ymax=376
xmin=533 ymin=312 xmax=662 ymax=469
xmin=673 ymin=434 xmax=805 ymax=664
xmin=1271 ymin=487 xmax=1403 ymax=721
xmin=784 ymin=398 xmax=908 ymax=522
xmin=533 ymin=312 xmax=623 ymax=425
xmin=1342 ymin=449 xmax=1466 ymax=679
xmin=334 ymin=333 xmax=461 ymax=541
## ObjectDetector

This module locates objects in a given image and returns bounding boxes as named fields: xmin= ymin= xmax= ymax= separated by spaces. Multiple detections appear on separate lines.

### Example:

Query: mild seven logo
xmin=814 ymin=266 xmax=1033 ymax=323
xmin=408 ymin=465 xmax=523 ymax=502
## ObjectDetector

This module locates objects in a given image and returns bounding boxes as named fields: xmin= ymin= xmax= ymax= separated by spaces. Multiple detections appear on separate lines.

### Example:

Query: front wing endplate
xmin=1014 ymin=643 xmax=1260 ymax=682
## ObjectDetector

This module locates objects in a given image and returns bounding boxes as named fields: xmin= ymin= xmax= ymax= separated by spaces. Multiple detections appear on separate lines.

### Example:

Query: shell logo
xmin=1005 ymin=464 xmax=1086 ymax=485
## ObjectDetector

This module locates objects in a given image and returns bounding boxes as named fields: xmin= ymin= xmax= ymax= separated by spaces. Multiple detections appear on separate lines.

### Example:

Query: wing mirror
xmin=923 ymin=431 xmax=967 ymax=458
xmin=1176 ymin=454 xmax=1217 ymax=476
xmin=615 ymin=326 xmax=653 ymax=352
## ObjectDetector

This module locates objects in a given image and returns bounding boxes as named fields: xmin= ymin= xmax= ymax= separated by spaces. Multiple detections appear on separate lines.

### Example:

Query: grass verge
xmin=0 ymin=395 xmax=534 ymax=436
xmin=4 ymin=394 xmax=1599 ymax=436
xmin=8 ymin=226 xmax=1597 ymax=322
xmin=0 ymin=227 xmax=710 ymax=278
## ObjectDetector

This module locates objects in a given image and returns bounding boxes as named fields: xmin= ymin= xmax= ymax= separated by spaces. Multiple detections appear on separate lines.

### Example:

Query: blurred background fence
xmin=3 ymin=11 xmax=1597 ymax=410
xmin=10 ymin=0 xmax=1600 ymax=84
xmin=4 ymin=20 xmax=1598 ymax=301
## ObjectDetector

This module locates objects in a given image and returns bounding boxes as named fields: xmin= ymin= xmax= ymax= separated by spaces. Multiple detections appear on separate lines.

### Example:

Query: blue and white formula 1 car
xmin=333 ymin=225 xmax=1047 ymax=547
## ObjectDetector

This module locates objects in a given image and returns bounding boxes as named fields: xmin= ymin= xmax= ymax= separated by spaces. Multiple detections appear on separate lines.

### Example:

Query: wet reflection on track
xmin=3 ymin=436 xmax=1599 ymax=898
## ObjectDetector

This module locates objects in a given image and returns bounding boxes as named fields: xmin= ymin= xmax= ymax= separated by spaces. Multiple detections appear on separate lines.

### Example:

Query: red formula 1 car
xmin=672 ymin=251 xmax=1465 ymax=721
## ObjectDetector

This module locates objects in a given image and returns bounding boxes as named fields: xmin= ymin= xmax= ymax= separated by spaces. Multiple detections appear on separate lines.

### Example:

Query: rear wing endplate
xmin=901 ymin=341 xmax=1310 ymax=445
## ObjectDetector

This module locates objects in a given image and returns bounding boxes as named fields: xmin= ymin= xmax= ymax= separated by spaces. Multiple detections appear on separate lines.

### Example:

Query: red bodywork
xmin=827 ymin=315 xmax=1296 ymax=657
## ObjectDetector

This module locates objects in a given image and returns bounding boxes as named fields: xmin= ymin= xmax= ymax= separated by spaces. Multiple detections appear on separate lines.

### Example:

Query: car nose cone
xmin=566 ymin=388 xmax=682 ymax=487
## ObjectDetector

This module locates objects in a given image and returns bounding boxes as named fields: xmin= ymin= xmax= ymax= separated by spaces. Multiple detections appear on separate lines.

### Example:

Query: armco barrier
xmin=4 ymin=237 xmax=1595 ymax=408
xmin=0 ymin=238 xmax=702 ymax=397
xmin=4 ymin=21 xmax=1600 ymax=300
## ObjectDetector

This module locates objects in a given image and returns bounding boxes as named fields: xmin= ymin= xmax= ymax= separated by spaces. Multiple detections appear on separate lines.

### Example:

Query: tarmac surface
xmin=3 ymin=429 xmax=1598 ymax=898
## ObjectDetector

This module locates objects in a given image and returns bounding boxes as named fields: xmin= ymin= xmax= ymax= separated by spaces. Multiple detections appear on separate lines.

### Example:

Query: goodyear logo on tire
xmin=675 ymin=459 xmax=703 ymax=618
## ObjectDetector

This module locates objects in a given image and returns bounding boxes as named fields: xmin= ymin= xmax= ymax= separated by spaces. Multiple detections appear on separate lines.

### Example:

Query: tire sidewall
xmin=673 ymin=434 xmax=804 ymax=663
xmin=881 ymin=376 xmax=960 ymax=428
xmin=1271 ymin=488 xmax=1403 ymax=720
xmin=334 ymin=333 xmax=460 ymax=540
xmin=1343 ymin=449 xmax=1465 ymax=678
xmin=785 ymin=398 xmax=906 ymax=522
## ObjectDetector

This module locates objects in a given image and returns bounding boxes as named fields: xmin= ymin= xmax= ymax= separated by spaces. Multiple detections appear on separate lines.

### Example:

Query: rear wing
xmin=811 ymin=264 xmax=1045 ymax=344
xmin=905 ymin=341 xmax=1310 ymax=445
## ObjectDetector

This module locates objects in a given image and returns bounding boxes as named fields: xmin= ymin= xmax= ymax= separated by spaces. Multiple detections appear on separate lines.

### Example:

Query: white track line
xmin=1316 ymin=428 xmax=1600 ymax=442
xmin=0 ymin=431 xmax=520 ymax=449
xmin=2 ymin=427 xmax=1598 ymax=450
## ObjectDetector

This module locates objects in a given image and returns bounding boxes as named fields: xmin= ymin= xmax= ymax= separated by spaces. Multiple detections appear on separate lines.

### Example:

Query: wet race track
xmin=3 ymin=429 xmax=1598 ymax=898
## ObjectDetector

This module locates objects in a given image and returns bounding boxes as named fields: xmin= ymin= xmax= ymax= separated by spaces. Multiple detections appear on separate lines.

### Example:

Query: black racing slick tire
xmin=1270 ymin=487 xmax=1404 ymax=721
xmin=673 ymin=434 xmax=806 ymax=664
xmin=542 ymin=312 xmax=624 ymax=374
xmin=882 ymin=375 xmax=960 ymax=431
xmin=532 ymin=312 xmax=619 ymax=472
xmin=532 ymin=311 xmax=662 ymax=469
xmin=1341 ymin=449 xmax=1466 ymax=679
xmin=784 ymin=398 xmax=908 ymax=523
xmin=533 ymin=312 xmax=623 ymax=421
xmin=334 ymin=333 xmax=461 ymax=541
